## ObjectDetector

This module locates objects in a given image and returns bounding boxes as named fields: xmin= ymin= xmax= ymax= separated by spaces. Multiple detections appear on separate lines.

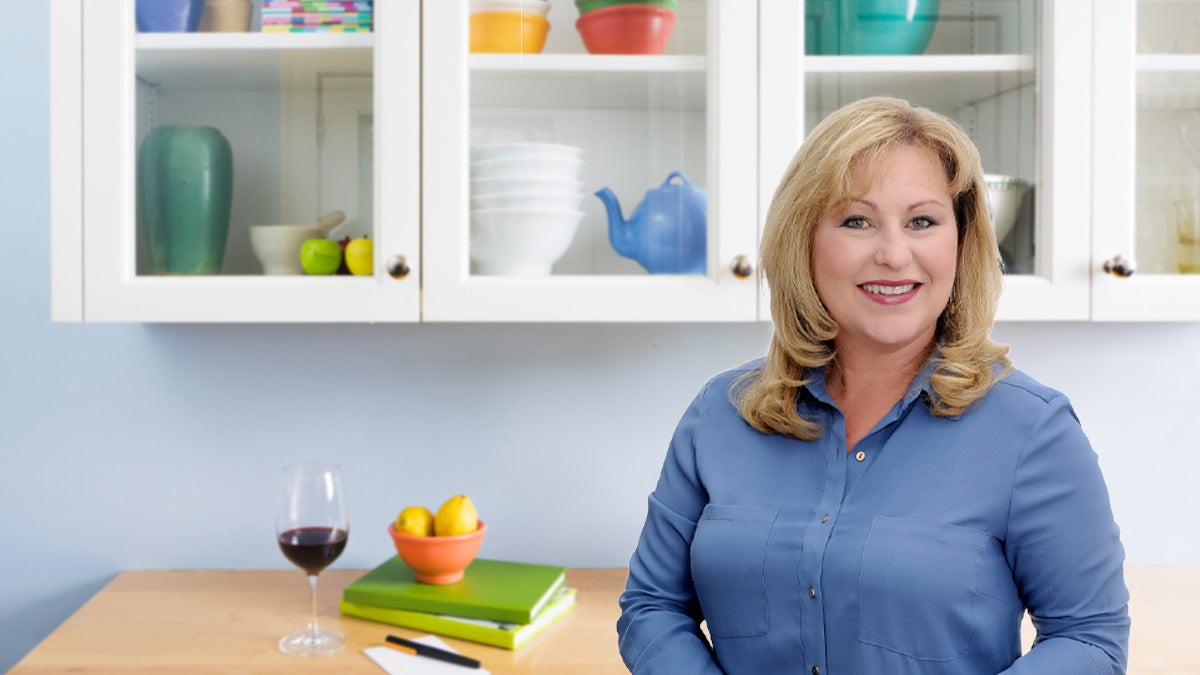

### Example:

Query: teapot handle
xmin=661 ymin=171 xmax=691 ymax=187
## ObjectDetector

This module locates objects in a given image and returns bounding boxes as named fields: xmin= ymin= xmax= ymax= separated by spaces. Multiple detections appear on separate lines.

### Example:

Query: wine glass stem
xmin=307 ymin=574 xmax=320 ymax=638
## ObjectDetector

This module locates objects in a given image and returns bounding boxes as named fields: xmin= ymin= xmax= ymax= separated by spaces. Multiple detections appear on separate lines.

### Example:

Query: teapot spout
xmin=595 ymin=187 xmax=636 ymax=259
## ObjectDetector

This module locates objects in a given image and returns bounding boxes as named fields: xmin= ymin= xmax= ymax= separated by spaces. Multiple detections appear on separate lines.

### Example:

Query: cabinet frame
xmin=757 ymin=0 xmax=1093 ymax=322
xmin=1091 ymin=0 xmax=1200 ymax=321
xmin=55 ymin=0 xmax=422 ymax=323
xmin=420 ymin=0 xmax=762 ymax=322
xmin=50 ymin=0 xmax=84 ymax=322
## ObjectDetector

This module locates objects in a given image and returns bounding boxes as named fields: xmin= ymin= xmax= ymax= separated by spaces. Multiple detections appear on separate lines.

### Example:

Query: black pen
xmin=385 ymin=634 xmax=482 ymax=670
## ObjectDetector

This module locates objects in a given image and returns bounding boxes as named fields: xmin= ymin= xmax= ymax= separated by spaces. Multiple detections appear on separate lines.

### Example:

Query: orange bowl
xmin=470 ymin=11 xmax=550 ymax=54
xmin=576 ymin=4 xmax=676 ymax=54
xmin=387 ymin=520 xmax=487 ymax=584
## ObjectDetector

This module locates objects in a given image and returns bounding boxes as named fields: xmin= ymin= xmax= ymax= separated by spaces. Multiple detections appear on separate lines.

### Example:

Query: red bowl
xmin=576 ymin=4 xmax=676 ymax=55
xmin=387 ymin=520 xmax=487 ymax=584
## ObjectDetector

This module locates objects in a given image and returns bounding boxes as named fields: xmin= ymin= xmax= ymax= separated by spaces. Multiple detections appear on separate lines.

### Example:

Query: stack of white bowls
xmin=469 ymin=142 xmax=587 ymax=276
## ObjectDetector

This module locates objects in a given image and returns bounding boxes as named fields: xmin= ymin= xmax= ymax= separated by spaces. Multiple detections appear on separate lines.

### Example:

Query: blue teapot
xmin=595 ymin=171 xmax=708 ymax=274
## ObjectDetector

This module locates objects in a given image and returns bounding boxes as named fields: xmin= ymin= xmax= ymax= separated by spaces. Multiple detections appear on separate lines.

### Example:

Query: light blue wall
xmin=6 ymin=3 xmax=1200 ymax=670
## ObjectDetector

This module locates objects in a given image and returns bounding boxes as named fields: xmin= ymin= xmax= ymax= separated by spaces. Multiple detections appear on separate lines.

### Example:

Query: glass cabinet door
xmin=759 ymin=0 xmax=1092 ymax=321
xmin=422 ymin=0 xmax=759 ymax=322
xmin=70 ymin=0 xmax=419 ymax=322
xmin=1092 ymin=0 xmax=1200 ymax=321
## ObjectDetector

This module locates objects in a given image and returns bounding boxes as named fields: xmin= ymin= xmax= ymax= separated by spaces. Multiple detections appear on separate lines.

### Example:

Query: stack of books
xmin=261 ymin=1 xmax=374 ymax=33
xmin=339 ymin=557 xmax=577 ymax=650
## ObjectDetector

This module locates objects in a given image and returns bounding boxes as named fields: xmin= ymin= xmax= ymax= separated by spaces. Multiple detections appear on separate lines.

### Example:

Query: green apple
xmin=345 ymin=237 xmax=374 ymax=276
xmin=299 ymin=238 xmax=342 ymax=275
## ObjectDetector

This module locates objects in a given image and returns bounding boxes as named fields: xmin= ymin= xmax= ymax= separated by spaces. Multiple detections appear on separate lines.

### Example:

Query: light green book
xmin=340 ymin=587 xmax=578 ymax=650
xmin=342 ymin=557 xmax=567 ymax=624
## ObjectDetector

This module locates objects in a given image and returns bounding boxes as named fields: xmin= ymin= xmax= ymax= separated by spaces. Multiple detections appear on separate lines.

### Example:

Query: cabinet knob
xmin=731 ymin=255 xmax=754 ymax=280
xmin=1102 ymin=254 xmax=1136 ymax=278
xmin=386 ymin=255 xmax=411 ymax=280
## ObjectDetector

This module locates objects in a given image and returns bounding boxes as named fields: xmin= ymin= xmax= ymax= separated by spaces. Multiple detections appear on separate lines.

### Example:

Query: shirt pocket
xmin=690 ymin=503 xmax=779 ymax=639
xmin=857 ymin=516 xmax=991 ymax=661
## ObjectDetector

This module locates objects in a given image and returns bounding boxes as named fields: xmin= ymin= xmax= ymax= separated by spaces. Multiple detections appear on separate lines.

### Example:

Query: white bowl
xmin=470 ymin=156 xmax=586 ymax=181
xmin=249 ymin=224 xmax=322 ymax=275
xmin=471 ymin=191 xmax=586 ymax=211
xmin=469 ymin=0 xmax=552 ymax=17
xmin=471 ymin=176 xmax=584 ymax=196
xmin=470 ymin=142 xmax=584 ymax=163
xmin=984 ymin=174 xmax=1032 ymax=243
xmin=470 ymin=209 xmax=585 ymax=276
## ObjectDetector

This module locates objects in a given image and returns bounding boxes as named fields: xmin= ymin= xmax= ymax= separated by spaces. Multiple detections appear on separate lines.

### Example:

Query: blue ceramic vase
xmin=136 ymin=0 xmax=207 ymax=32
xmin=138 ymin=125 xmax=233 ymax=275
xmin=806 ymin=0 xmax=941 ymax=55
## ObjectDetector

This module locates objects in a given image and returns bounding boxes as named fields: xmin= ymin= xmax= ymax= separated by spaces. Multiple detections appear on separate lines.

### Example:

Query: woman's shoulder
xmin=702 ymin=357 xmax=767 ymax=392
xmin=983 ymin=367 xmax=1077 ymax=417
xmin=680 ymin=358 xmax=766 ymax=414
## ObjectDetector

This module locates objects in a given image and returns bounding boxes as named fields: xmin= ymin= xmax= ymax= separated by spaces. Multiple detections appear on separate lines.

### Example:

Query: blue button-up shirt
xmin=617 ymin=358 xmax=1129 ymax=674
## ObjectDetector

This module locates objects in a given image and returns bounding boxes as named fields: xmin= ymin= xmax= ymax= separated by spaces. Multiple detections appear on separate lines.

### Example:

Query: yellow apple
xmin=345 ymin=237 xmax=373 ymax=276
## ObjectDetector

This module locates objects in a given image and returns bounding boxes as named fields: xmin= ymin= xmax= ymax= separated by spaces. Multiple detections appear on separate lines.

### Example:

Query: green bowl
xmin=576 ymin=0 xmax=677 ymax=15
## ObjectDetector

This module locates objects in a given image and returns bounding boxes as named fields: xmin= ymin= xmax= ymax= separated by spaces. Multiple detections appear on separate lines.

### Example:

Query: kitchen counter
xmin=10 ymin=565 xmax=1199 ymax=673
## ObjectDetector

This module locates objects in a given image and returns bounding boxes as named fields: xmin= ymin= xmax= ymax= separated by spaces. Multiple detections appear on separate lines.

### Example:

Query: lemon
xmin=395 ymin=505 xmax=435 ymax=537
xmin=345 ymin=237 xmax=374 ymax=276
xmin=434 ymin=494 xmax=478 ymax=537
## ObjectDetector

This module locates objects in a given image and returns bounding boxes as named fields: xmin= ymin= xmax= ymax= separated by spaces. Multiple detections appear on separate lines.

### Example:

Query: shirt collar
xmin=800 ymin=348 xmax=940 ymax=416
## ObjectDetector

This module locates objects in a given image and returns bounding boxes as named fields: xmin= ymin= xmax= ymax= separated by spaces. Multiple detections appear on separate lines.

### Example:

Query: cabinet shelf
xmin=470 ymin=54 xmax=708 ymax=111
xmin=803 ymin=54 xmax=1034 ymax=74
xmin=1138 ymin=54 xmax=1200 ymax=71
xmin=802 ymin=54 xmax=1036 ymax=111
xmin=469 ymin=54 xmax=706 ymax=74
xmin=136 ymin=33 xmax=374 ymax=50
xmin=137 ymin=34 xmax=373 ymax=91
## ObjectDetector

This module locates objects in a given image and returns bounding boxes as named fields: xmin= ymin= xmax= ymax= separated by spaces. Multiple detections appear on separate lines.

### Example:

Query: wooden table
xmin=11 ymin=568 xmax=629 ymax=674
xmin=11 ymin=565 xmax=1200 ymax=673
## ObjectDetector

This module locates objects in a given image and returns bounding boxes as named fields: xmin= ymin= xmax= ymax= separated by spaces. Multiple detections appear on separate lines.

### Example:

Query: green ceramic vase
xmin=138 ymin=125 xmax=233 ymax=275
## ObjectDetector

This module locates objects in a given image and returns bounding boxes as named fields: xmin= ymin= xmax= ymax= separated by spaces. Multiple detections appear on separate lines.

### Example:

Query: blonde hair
xmin=735 ymin=96 xmax=1011 ymax=440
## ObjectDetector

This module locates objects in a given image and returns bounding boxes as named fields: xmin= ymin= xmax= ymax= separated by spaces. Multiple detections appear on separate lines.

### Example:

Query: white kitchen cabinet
xmin=50 ymin=0 xmax=757 ymax=323
xmin=49 ymin=0 xmax=1199 ymax=323
xmin=421 ymin=0 xmax=759 ymax=322
xmin=759 ymin=0 xmax=1093 ymax=322
xmin=1091 ymin=0 xmax=1200 ymax=321
xmin=51 ymin=0 xmax=420 ymax=322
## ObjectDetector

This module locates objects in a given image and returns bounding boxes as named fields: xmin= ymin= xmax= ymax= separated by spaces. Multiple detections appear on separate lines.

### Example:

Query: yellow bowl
xmin=470 ymin=11 xmax=550 ymax=54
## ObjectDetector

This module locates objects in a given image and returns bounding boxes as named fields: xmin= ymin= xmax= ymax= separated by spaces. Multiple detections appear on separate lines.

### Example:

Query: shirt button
xmin=821 ymin=514 xmax=829 ymax=523
xmin=809 ymin=587 xmax=816 ymax=598
xmin=812 ymin=667 xmax=820 ymax=675
xmin=855 ymin=450 xmax=866 ymax=461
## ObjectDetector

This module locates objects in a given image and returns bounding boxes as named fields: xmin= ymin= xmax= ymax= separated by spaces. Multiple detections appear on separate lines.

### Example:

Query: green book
xmin=340 ymin=587 xmax=578 ymax=650
xmin=342 ymin=557 xmax=567 ymax=624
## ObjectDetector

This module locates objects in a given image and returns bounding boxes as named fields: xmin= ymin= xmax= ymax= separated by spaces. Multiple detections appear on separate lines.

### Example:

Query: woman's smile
xmin=859 ymin=280 xmax=921 ymax=303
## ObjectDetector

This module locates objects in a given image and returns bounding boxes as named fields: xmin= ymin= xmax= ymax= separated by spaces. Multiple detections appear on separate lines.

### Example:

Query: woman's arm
xmin=999 ymin=395 xmax=1130 ymax=674
xmin=617 ymin=387 xmax=724 ymax=674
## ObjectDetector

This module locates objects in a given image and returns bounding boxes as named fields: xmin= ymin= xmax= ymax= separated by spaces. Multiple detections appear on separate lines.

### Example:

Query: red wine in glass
xmin=276 ymin=463 xmax=349 ymax=657
xmin=278 ymin=526 xmax=348 ymax=575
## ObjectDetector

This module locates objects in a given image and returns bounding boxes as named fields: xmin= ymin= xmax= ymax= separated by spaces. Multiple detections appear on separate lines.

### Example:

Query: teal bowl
xmin=806 ymin=0 xmax=940 ymax=55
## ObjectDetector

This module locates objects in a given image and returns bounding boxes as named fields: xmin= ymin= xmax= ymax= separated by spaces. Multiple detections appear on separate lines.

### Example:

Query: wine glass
xmin=276 ymin=463 xmax=350 ymax=656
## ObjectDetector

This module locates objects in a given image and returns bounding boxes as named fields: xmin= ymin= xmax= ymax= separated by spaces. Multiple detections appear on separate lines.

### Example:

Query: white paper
xmin=364 ymin=635 xmax=490 ymax=675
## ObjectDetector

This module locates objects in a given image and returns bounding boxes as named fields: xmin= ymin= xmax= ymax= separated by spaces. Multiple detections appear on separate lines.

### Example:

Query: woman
xmin=617 ymin=97 xmax=1129 ymax=674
